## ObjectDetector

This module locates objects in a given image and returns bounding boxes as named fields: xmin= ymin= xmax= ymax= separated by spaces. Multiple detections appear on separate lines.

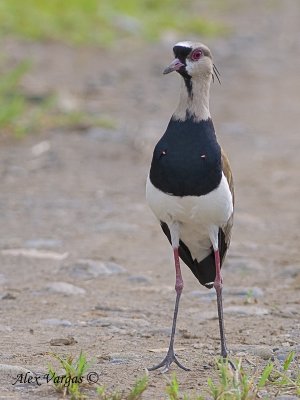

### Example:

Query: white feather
xmin=174 ymin=41 xmax=193 ymax=48
xmin=146 ymin=173 xmax=233 ymax=262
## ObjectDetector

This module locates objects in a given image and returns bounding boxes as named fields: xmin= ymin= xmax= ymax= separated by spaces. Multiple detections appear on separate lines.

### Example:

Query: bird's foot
xmin=220 ymin=349 xmax=236 ymax=372
xmin=148 ymin=349 xmax=190 ymax=373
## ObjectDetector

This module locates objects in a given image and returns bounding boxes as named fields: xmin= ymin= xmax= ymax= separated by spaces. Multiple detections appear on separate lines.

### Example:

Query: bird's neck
xmin=173 ymin=75 xmax=211 ymax=122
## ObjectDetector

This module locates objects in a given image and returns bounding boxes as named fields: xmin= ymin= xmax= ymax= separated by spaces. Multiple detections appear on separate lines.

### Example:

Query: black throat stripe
xmin=173 ymin=45 xmax=193 ymax=97
xmin=183 ymin=76 xmax=193 ymax=98
xmin=149 ymin=117 xmax=222 ymax=197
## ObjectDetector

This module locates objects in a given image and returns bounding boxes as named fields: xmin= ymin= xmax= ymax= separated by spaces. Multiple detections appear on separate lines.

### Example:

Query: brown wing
xmin=221 ymin=148 xmax=234 ymax=260
xmin=222 ymin=148 xmax=234 ymax=205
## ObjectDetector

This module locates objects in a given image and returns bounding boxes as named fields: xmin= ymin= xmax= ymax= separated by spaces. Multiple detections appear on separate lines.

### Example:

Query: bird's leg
xmin=148 ymin=247 xmax=190 ymax=373
xmin=213 ymin=249 xmax=228 ymax=358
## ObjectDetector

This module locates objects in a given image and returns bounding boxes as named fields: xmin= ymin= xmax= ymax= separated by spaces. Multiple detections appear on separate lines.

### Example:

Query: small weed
xmin=97 ymin=375 xmax=148 ymax=400
xmin=268 ymin=351 xmax=300 ymax=397
xmin=166 ymin=374 xmax=180 ymax=400
xmin=244 ymin=289 xmax=257 ymax=304
xmin=48 ymin=351 xmax=90 ymax=400
xmin=185 ymin=352 xmax=300 ymax=400
xmin=166 ymin=374 xmax=204 ymax=400
xmin=207 ymin=358 xmax=257 ymax=400
xmin=127 ymin=375 xmax=148 ymax=400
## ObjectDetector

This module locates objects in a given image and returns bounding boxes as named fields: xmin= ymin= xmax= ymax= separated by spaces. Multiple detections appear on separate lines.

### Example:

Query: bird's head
xmin=163 ymin=41 xmax=218 ymax=83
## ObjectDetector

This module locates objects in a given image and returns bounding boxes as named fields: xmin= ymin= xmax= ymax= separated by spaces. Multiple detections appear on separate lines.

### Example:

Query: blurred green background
xmin=0 ymin=0 xmax=226 ymax=138
xmin=0 ymin=0 xmax=224 ymax=45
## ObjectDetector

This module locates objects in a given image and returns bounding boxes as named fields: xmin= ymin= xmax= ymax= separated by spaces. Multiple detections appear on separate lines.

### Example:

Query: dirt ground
xmin=0 ymin=1 xmax=299 ymax=399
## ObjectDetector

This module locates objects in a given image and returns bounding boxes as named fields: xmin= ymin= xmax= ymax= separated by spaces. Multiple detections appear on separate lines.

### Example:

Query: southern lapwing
xmin=146 ymin=41 xmax=234 ymax=372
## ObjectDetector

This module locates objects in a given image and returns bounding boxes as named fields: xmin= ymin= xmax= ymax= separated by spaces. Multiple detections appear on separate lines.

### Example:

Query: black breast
xmin=149 ymin=117 xmax=222 ymax=197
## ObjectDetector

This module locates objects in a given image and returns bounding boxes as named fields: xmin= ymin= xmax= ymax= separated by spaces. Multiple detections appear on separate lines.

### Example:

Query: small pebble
xmin=40 ymin=319 xmax=72 ymax=327
xmin=0 ymin=274 xmax=7 ymax=285
xmin=0 ymin=325 xmax=13 ymax=332
xmin=25 ymin=239 xmax=62 ymax=249
xmin=95 ymin=221 xmax=138 ymax=233
xmin=0 ymin=364 xmax=33 ymax=380
xmin=231 ymin=344 xmax=273 ymax=360
xmin=70 ymin=259 xmax=126 ymax=278
xmin=45 ymin=282 xmax=86 ymax=295
xmin=109 ymin=358 xmax=128 ymax=365
xmin=127 ymin=275 xmax=151 ymax=284
xmin=31 ymin=141 xmax=51 ymax=157
xmin=224 ymin=305 xmax=269 ymax=316
xmin=50 ymin=336 xmax=77 ymax=346
xmin=87 ymin=128 xmax=124 ymax=143
xmin=0 ymin=293 xmax=16 ymax=300
xmin=88 ymin=317 xmax=149 ymax=328
xmin=109 ymin=352 xmax=140 ymax=365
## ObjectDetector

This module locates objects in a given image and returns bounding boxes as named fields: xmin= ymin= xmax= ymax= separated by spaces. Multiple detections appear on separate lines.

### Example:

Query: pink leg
xmin=174 ymin=248 xmax=183 ymax=294
xmin=213 ymin=249 xmax=228 ymax=358
xmin=148 ymin=247 xmax=189 ymax=372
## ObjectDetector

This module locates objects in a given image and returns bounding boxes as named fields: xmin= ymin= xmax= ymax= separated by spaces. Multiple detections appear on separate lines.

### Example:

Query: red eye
xmin=191 ymin=49 xmax=202 ymax=61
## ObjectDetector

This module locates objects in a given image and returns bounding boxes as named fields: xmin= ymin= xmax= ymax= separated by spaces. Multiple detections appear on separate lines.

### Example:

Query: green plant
xmin=166 ymin=374 xmax=204 ymax=400
xmin=267 ymin=351 xmax=300 ymax=397
xmin=203 ymin=352 xmax=300 ymax=400
xmin=48 ymin=351 xmax=90 ymax=400
xmin=244 ymin=289 xmax=255 ymax=304
xmin=0 ymin=60 xmax=28 ymax=136
xmin=0 ymin=60 xmax=55 ymax=138
xmin=97 ymin=375 xmax=148 ymax=400
xmin=166 ymin=374 xmax=180 ymax=400
xmin=127 ymin=375 xmax=148 ymax=400
xmin=207 ymin=358 xmax=257 ymax=400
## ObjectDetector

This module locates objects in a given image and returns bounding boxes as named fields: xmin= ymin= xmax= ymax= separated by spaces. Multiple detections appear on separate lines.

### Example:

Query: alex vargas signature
xmin=12 ymin=371 xmax=98 ymax=387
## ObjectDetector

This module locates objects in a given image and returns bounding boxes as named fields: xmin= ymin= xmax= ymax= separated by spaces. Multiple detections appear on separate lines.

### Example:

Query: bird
xmin=146 ymin=41 xmax=234 ymax=373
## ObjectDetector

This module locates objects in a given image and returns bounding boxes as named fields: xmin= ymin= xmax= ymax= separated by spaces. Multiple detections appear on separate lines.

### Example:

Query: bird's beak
xmin=163 ymin=58 xmax=185 ymax=75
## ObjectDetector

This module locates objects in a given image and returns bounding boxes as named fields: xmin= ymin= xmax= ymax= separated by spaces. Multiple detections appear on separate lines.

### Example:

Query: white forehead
xmin=174 ymin=41 xmax=193 ymax=48
xmin=174 ymin=41 xmax=209 ymax=52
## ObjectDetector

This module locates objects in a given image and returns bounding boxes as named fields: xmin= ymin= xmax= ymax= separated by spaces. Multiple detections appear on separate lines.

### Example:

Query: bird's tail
xmin=179 ymin=229 xmax=228 ymax=289
xmin=160 ymin=222 xmax=227 ymax=289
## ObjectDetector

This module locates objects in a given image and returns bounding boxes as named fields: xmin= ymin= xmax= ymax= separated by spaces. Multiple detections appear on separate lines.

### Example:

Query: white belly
xmin=146 ymin=173 xmax=233 ymax=261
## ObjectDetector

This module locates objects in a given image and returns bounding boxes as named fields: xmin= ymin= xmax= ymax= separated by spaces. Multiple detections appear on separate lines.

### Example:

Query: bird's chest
xmin=146 ymin=173 xmax=232 ymax=227
xmin=149 ymin=119 xmax=222 ymax=197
